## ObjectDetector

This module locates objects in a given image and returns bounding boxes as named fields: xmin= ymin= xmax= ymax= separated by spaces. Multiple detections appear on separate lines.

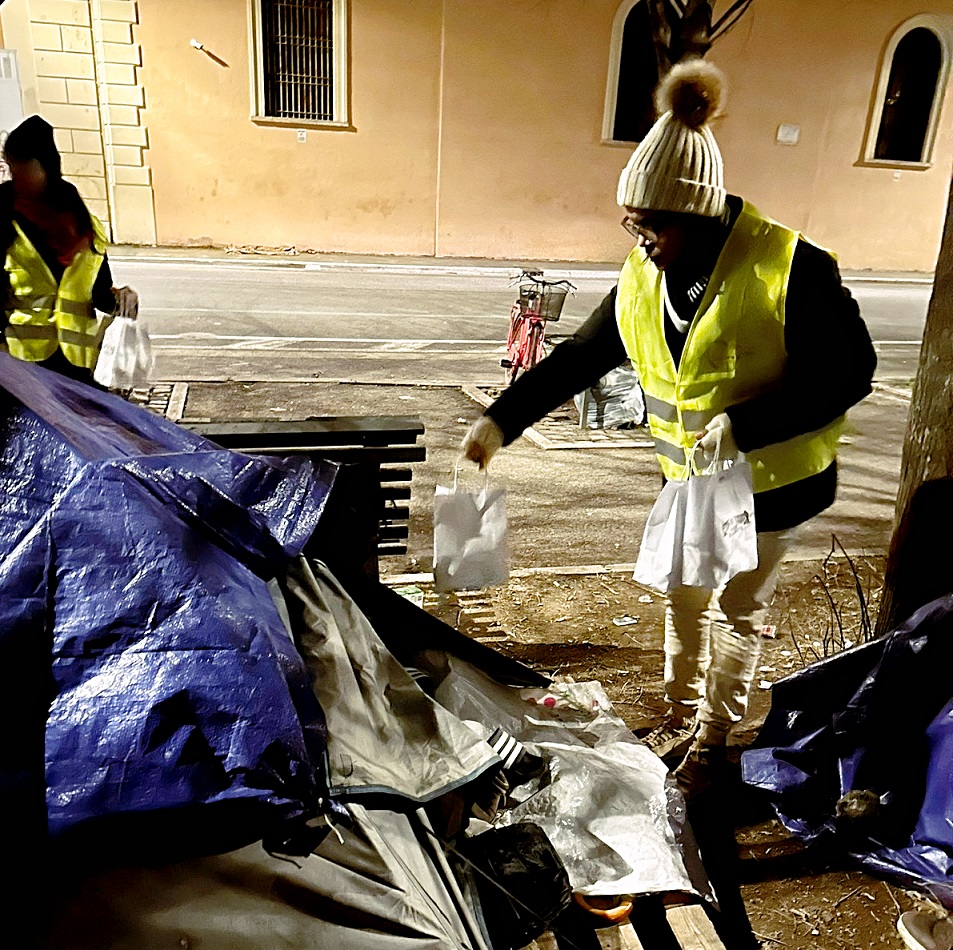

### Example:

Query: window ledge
xmin=601 ymin=137 xmax=642 ymax=147
xmin=855 ymin=158 xmax=933 ymax=171
xmin=251 ymin=116 xmax=355 ymax=132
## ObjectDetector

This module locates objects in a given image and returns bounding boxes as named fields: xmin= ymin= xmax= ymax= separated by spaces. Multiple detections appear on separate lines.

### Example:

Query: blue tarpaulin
xmin=0 ymin=355 xmax=334 ymax=856
xmin=742 ymin=593 xmax=953 ymax=906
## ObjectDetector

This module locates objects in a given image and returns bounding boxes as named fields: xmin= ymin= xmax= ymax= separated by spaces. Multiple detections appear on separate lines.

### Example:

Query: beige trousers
xmin=663 ymin=528 xmax=795 ymax=741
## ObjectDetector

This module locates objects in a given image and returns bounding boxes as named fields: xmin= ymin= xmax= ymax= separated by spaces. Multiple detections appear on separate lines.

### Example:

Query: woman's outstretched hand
xmin=461 ymin=415 xmax=504 ymax=470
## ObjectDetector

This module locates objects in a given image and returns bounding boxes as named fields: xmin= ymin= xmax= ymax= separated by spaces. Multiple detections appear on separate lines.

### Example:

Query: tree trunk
xmin=876 ymin=178 xmax=953 ymax=635
xmin=647 ymin=0 xmax=713 ymax=74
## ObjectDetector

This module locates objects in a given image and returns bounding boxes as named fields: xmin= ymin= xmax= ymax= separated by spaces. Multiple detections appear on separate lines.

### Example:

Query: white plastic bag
xmin=433 ymin=472 xmax=508 ymax=592
xmin=93 ymin=316 xmax=155 ymax=389
xmin=574 ymin=362 xmax=646 ymax=429
xmin=633 ymin=454 xmax=757 ymax=592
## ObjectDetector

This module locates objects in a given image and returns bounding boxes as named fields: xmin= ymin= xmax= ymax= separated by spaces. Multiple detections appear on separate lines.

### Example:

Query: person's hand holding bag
xmin=112 ymin=285 xmax=140 ymax=320
xmin=695 ymin=411 xmax=738 ymax=465
xmin=433 ymin=468 xmax=509 ymax=592
xmin=93 ymin=290 xmax=153 ymax=389
xmin=461 ymin=415 xmax=504 ymax=470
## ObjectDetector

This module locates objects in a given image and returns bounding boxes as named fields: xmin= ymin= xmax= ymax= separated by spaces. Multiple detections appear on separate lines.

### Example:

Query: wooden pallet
xmin=526 ymin=902 xmax=726 ymax=950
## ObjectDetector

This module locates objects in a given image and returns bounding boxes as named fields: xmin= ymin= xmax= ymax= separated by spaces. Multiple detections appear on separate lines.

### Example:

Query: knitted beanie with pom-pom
xmin=617 ymin=58 xmax=726 ymax=217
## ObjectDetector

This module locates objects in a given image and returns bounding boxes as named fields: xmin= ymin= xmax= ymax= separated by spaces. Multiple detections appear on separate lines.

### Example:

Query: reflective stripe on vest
xmin=616 ymin=201 xmax=842 ymax=494
xmin=4 ymin=216 xmax=108 ymax=369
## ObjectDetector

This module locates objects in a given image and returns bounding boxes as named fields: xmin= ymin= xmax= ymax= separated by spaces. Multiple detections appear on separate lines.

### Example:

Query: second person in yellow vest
xmin=462 ymin=59 xmax=876 ymax=798
xmin=0 ymin=115 xmax=139 ymax=384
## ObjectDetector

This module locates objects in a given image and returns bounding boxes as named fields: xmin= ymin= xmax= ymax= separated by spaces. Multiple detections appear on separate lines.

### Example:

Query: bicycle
xmin=500 ymin=270 xmax=575 ymax=385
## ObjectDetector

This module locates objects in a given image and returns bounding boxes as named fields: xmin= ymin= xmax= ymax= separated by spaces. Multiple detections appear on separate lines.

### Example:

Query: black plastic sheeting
xmin=0 ymin=355 xmax=335 ymax=858
xmin=742 ymin=592 xmax=953 ymax=907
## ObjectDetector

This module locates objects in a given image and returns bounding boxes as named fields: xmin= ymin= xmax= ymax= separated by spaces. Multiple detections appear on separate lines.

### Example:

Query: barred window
xmin=252 ymin=0 xmax=348 ymax=125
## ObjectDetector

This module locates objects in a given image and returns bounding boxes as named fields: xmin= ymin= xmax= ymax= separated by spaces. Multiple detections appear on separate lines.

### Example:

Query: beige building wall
xmin=135 ymin=0 xmax=443 ymax=253
xmin=133 ymin=0 xmax=953 ymax=270
xmin=713 ymin=1 xmax=953 ymax=271
xmin=0 ymin=0 xmax=156 ymax=244
xmin=5 ymin=0 xmax=952 ymax=270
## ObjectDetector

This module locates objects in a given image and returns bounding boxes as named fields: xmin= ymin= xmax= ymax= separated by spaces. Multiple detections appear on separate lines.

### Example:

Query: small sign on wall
xmin=776 ymin=123 xmax=801 ymax=146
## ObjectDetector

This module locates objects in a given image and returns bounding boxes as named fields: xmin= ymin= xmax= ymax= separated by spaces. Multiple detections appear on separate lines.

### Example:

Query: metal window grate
xmin=261 ymin=0 xmax=334 ymax=121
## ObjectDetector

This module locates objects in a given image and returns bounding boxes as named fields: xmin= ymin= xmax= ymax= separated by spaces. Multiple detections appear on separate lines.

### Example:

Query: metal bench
xmin=181 ymin=415 xmax=425 ymax=578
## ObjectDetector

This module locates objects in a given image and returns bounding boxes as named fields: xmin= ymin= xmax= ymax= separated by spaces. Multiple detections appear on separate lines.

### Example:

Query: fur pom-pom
xmin=655 ymin=58 xmax=726 ymax=130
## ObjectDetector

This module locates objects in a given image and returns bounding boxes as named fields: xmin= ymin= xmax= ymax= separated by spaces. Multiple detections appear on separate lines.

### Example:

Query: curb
xmin=109 ymin=250 xmax=933 ymax=285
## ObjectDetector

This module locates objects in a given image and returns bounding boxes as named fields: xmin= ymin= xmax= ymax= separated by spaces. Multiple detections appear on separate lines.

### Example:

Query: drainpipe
xmin=434 ymin=0 xmax=447 ymax=258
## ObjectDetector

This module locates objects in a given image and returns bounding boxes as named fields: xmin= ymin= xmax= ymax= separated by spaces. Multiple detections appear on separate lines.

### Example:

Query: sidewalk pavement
xmin=110 ymin=243 xmax=935 ymax=284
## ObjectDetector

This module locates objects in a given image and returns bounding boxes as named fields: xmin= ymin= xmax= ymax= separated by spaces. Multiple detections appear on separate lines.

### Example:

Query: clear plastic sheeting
xmin=0 ymin=355 xmax=334 ymax=853
xmin=574 ymin=362 xmax=646 ymax=429
xmin=742 ymin=593 xmax=953 ymax=907
xmin=434 ymin=658 xmax=704 ymax=898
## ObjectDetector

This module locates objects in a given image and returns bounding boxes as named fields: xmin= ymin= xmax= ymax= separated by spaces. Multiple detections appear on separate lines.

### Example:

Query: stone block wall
xmin=7 ymin=0 xmax=156 ymax=244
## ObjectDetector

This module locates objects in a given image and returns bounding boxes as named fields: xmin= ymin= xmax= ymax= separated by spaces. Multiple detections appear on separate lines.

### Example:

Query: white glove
xmin=461 ymin=415 xmax=504 ymax=470
xmin=112 ymin=285 xmax=139 ymax=320
xmin=695 ymin=412 xmax=738 ymax=464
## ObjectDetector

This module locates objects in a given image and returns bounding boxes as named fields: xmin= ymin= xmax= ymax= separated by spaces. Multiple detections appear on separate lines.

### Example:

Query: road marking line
xmin=151 ymin=332 xmax=506 ymax=344
xmin=154 ymin=343 xmax=503 ymax=360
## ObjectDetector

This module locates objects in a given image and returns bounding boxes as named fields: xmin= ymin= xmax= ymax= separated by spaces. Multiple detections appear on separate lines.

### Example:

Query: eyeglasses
xmin=621 ymin=215 xmax=656 ymax=244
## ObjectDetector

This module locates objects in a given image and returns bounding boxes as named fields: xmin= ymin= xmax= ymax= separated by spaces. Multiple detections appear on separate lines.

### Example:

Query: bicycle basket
xmin=518 ymin=285 xmax=541 ymax=311
xmin=537 ymin=286 xmax=569 ymax=322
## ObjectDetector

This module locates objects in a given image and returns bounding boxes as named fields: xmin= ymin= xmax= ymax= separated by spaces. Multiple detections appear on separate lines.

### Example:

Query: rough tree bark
xmin=875 ymin=178 xmax=953 ymax=635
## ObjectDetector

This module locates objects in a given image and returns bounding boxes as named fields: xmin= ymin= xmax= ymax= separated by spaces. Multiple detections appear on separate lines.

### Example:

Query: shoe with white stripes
xmin=487 ymin=727 xmax=547 ymax=787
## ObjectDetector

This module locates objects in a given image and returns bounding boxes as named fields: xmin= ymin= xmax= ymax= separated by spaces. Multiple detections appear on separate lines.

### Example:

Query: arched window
xmin=603 ymin=0 xmax=659 ymax=143
xmin=864 ymin=16 xmax=950 ymax=166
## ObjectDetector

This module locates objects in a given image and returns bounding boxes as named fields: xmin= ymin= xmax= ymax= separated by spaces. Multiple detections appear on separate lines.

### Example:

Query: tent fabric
xmin=41 ymin=804 xmax=491 ymax=950
xmin=281 ymin=557 xmax=501 ymax=802
xmin=0 ymin=356 xmax=334 ymax=855
xmin=741 ymin=593 xmax=953 ymax=906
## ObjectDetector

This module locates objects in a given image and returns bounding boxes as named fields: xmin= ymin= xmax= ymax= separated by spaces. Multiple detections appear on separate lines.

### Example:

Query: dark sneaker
xmin=641 ymin=717 xmax=698 ymax=763
xmin=487 ymin=727 xmax=547 ymax=787
xmin=672 ymin=739 xmax=727 ymax=799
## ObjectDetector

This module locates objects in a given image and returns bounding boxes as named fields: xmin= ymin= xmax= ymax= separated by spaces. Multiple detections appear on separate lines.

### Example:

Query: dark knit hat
xmin=4 ymin=115 xmax=62 ymax=180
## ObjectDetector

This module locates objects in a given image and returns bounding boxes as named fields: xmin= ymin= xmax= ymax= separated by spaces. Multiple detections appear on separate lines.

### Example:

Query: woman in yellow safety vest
xmin=461 ymin=60 xmax=877 ymax=799
xmin=0 ymin=115 xmax=138 ymax=383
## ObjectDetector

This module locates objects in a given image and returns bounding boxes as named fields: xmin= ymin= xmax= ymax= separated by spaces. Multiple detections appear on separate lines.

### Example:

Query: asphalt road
xmin=116 ymin=257 xmax=930 ymax=389
xmin=116 ymin=255 xmax=931 ymax=565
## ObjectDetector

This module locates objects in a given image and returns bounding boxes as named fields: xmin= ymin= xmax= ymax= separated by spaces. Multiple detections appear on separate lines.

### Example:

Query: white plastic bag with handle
xmin=433 ymin=470 xmax=509 ymax=592
xmin=632 ymin=476 xmax=689 ymax=592
xmin=633 ymin=448 xmax=757 ymax=592
xmin=93 ymin=316 xmax=155 ymax=389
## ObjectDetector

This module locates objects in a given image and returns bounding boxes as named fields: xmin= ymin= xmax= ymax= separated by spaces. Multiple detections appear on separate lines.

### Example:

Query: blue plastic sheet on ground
xmin=0 ymin=355 xmax=335 ymax=854
xmin=742 ymin=593 xmax=953 ymax=906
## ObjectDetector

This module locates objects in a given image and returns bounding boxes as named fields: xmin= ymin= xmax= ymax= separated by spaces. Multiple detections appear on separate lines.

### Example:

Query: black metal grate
xmin=261 ymin=0 xmax=334 ymax=121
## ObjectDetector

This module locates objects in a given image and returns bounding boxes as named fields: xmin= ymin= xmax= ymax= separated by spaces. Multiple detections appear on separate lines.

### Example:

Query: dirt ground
xmin=181 ymin=380 xmax=944 ymax=949
xmin=401 ymin=555 xmax=941 ymax=950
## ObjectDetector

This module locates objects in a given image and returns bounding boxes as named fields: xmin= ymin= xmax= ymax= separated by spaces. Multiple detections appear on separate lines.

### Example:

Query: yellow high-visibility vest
xmin=616 ymin=201 xmax=842 ymax=494
xmin=4 ymin=215 xmax=109 ymax=370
